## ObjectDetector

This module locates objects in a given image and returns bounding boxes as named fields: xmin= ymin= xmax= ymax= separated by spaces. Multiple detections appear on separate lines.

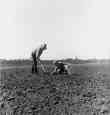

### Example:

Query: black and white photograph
xmin=0 ymin=0 xmax=110 ymax=114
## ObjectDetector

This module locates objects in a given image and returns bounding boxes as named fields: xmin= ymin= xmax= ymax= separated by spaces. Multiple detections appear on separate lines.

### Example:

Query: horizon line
xmin=0 ymin=57 xmax=110 ymax=61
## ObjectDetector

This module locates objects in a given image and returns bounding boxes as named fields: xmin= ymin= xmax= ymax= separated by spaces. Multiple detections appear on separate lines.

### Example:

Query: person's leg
xmin=31 ymin=52 xmax=35 ymax=74
xmin=58 ymin=64 xmax=64 ymax=74
xmin=32 ymin=59 xmax=36 ymax=74
xmin=32 ymin=63 xmax=34 ymax=73
xmin=59 ymin=68 xmax=63 ymax=74
xmin=31 ymin=57 xmax=35 ymax=74
xmin=34 ymin=59 xmax=39 ymax=74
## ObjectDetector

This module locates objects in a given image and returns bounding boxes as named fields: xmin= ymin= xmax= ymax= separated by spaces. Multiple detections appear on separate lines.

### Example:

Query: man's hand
xmin=37 ymin=58 xmax=41 ymax=64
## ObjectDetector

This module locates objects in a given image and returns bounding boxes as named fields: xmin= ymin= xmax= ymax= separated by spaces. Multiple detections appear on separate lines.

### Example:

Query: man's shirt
xmin=32 ymin=44 xmax=46 ymax=59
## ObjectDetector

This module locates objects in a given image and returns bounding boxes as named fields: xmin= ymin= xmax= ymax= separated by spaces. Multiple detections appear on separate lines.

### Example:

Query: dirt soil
xmin=0 ymin=63 xmax=110 ymax=115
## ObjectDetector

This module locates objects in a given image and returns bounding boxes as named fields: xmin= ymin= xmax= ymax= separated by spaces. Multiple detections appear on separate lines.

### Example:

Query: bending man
xmin=31 ymin=43 xmax=47 ymax=74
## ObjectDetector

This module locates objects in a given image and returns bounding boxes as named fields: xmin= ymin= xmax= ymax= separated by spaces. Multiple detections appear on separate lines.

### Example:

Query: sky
xmin=0 ymin=0 xmax=110 ymax=60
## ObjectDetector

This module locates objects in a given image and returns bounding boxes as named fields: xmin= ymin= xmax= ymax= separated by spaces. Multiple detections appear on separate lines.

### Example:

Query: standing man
xmin=31 ymin=43 xmax=47 ymax=74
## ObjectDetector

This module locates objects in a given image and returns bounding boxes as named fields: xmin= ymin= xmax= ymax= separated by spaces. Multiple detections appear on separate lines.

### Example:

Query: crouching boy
xmin=52 ymin=61 xmax=69 ymax=75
